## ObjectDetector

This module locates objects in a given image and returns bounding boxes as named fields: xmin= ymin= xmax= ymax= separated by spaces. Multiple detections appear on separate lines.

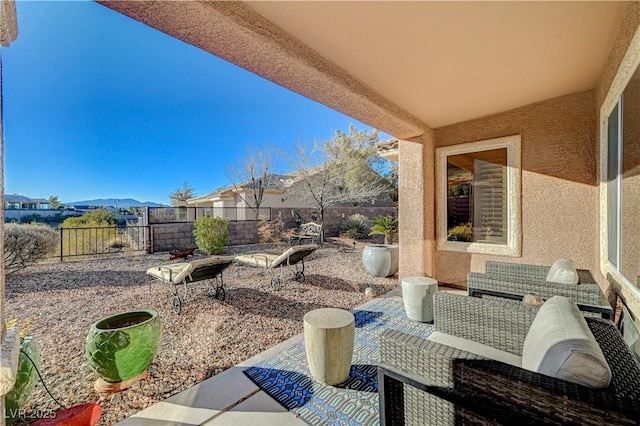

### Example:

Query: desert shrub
xmin=18 ymin=214 xmax=43 ymax=224
xmin=60 ymin=209 xmax=120 ymax=256
xmin=17 ymin=213 xmax=65 ymax=226
xmin=340 ymin=214 xmax=372 ymax=239
xmin=257 ymin=214 xmax=296 ymax=244
xmin=193 ymin=217 xmax=229 ymax=254
xmin=369 ymin=215 xmax=398 ymax=244
xmin=447 ymin=222 xmax=472 ymax=242
xmin=4 ymin=223 xmax=57 ymax=275
xmin=62 ymin=209 xmax=115 ymax=227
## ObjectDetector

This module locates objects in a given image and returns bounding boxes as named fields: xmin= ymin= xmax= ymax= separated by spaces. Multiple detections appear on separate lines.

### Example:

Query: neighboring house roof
xmin=5 ymin=194 xmax=32 ymax=203
xmin=5 ymin=194 xmax=48 ymax=204
xmin=188 ymin=174 xmax=292 ymax=204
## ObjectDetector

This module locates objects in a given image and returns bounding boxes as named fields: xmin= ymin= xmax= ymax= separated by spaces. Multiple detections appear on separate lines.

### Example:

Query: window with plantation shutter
xmin=472 ymin=156 xmax=507 ymax=245
xmin=437 ymin=135 xmax=521 ymax=256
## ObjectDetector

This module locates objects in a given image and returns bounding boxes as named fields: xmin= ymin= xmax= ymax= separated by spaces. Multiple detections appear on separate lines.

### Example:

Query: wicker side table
xmin=303 ymin=308 xmax=355 ymax=385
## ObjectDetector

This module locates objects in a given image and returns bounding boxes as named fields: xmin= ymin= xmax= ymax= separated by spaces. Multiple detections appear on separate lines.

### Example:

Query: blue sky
xmin=3 ymin=1 xmax=386 ymax=205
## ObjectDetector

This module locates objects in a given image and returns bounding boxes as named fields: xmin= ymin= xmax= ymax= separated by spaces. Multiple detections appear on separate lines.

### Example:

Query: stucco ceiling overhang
xmin=97 ymin=0 xmax=428 ymax=141
xmin=98 ymin=1 xmax=627 ymax=137
xmin=0 ymin=0 xmax=18 ymax=47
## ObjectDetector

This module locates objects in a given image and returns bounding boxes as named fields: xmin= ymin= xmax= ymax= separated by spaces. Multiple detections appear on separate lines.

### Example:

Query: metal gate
xmin=54 ymin=225 xmax=150 ymax=261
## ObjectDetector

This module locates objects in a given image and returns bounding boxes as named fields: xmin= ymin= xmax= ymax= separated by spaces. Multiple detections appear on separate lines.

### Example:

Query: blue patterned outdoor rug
xmin=243 ymin=298 xmax=434 ymax=426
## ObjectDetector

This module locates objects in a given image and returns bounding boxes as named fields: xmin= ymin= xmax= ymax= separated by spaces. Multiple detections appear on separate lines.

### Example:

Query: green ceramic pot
xmin=5 ymin=335 xmax=39 ymax=424
xmin=86 ymin=310 xmax=161 ymax=383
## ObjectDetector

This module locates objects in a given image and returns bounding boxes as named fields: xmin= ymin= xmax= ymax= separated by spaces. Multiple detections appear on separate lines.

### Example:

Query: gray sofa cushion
xmin=522 ymin=296 xmax=611 ymax=388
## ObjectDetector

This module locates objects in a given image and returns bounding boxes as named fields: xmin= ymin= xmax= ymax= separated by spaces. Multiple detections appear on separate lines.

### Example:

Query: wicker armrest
xmin=380 ymin=329 xmax=485 ymax=387
xmin=468 ymin=272 xmax=604 ymax=306
xmin=433 ymin=292 xmax=538 ymax=354
xmin=379 ymin=319 xmax=640 ymax=425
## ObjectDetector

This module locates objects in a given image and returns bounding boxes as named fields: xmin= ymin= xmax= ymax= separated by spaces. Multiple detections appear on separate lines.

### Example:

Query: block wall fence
xmin=149 ymin=206 xmax=396 ymax=252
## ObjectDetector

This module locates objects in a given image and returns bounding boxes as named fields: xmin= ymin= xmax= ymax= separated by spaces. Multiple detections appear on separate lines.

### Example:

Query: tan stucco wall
xmin=595 ymin=1 xmax=640 ymax=326
xmin=398 ymin=132 xmax=435 ymax=279
xmin=433 ymin=91 xmax=598 ymax=288
xmin=595 ymin=2 xmax=640 ymax=118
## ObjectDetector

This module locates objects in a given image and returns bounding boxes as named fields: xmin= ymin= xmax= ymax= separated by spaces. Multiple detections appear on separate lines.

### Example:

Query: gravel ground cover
xmin=5 ymin=239 xmax=398 ymax=425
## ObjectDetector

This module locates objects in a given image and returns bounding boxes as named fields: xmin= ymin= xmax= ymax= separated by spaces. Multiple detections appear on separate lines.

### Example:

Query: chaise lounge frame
xmin=146 ymin=256 xmax=235 ymax=314
xmin=235 ymin=244 xmax=318 ymax=289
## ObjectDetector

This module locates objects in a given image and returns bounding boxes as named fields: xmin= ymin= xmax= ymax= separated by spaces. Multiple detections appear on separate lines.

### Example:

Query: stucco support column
xmin=398 ymin=131 xmax=435 ymax=279
xmin=0 ymin=2 xmax=18 ymax=423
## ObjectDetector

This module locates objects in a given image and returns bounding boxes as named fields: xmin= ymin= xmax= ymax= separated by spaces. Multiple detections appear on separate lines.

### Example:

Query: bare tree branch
xmin=226 ymin=147 xmax=276 ymax=218
xmin=283 ymin=127 xmax=390 ymax=239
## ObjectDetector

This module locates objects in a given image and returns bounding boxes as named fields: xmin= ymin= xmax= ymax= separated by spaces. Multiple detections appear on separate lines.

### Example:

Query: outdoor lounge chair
xmin=467 ymin=260 xmax=612 ymax=317
xmin=378 ymin=292 xmax=640 ymax=425
xmin=235 ymin=244 xmax=318 ymax=289
xmin=146 ymin=256 xmax=235 ymax=314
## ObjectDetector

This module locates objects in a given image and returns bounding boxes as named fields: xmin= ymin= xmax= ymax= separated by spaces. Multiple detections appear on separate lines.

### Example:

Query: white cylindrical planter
xmin=303 ymin=308 xmax=355 ymax=385
xmin=402 ymin=276 xmax=438 ymax=322
xmin=362 ymin=244 xmax=399 ymax=277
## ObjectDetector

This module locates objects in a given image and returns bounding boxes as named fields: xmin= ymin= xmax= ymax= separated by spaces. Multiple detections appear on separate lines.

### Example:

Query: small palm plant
xmin=369 ymin=215 xmax=398 ymax=244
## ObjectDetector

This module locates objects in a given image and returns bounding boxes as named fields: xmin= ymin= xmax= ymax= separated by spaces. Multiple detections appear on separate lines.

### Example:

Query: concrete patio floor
xmin=115 ymin=286 xmax=465 ymax=426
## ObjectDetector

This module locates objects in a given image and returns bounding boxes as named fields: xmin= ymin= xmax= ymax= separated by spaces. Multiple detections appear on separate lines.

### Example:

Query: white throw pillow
xmin=522 ymin=296 xmax=611 ymax=388
xmin=546 ymin=258 xmax=579 ymax=284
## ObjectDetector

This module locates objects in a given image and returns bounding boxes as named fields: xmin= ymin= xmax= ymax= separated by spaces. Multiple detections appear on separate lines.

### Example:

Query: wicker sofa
xmin=467 ymin=261 xmax=605 ymax=307
xmin=379 ymin=292 xmax=640 ymax=425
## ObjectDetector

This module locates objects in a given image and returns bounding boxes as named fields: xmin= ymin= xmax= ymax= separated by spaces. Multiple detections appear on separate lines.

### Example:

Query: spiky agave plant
xmin=340 ymin=214 xmax=372 ymax=240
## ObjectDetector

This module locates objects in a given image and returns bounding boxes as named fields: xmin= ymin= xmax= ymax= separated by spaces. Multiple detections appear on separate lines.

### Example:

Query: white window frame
xmin=606 ymin=99 xmax=622 ymax=269
xmin=599 ymin=26 xmax=640 ymax=297
xmin=436 ymin=134 xmax=521 ymax=256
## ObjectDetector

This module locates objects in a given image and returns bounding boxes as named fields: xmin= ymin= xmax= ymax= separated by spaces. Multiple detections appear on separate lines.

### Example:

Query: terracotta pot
xmin=86 ymin=310 xmax=161 ymax=386
xmin=362 ymin=244 xmax=399 ymax=277
xmin=32 ymin=403 xmax=102 ymax=426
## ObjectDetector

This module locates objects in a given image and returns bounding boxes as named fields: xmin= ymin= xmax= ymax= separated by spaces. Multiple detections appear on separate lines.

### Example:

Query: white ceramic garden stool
xmin=303 ymin=308 xmax=355 ymax=385
xmin=402 ymin=276 xmax=438 ymax=322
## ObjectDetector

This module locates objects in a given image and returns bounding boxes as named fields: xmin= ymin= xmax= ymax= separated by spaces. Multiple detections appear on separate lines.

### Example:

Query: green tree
xmin=48 ymin=195 xmax=63 ymax=209
xmin=169 ymin=181 xmax=195 ymax=207
xmin=284 ymin=126 xmax=389 ymax=240
xmin=325 ymin=126 xmax=388 ymax=205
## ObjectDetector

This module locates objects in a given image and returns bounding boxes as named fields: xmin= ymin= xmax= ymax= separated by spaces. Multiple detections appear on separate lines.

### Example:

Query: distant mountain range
xmin=64 ymin=198 xmax=167 ymax=208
